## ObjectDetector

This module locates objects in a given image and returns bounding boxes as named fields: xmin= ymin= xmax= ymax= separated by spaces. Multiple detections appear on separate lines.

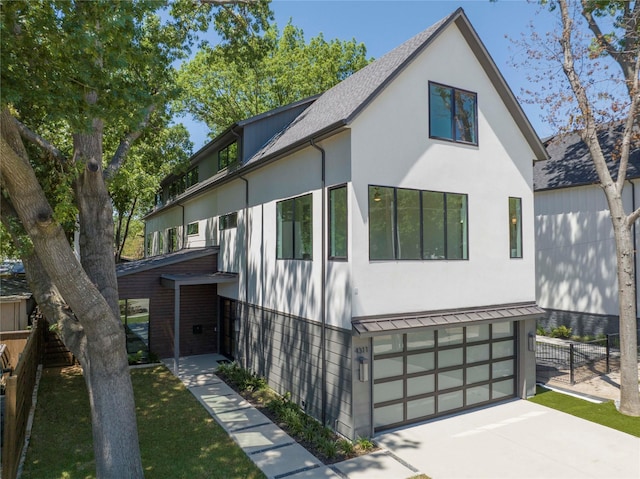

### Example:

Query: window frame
xmin=219 ymin=212 xmax=238 ymax=231
xmin=187 ymin=222 xmax=199 ymax=236
xmin=428 ymin=81 xmax=478 ymax=146
xmin=509 ymin=197 xmax=523 ymax=259
xmin=368 ymin=185 xmax=469 ymax=261
xmin=276 ymin=193 xmax=313 ymax=261
xmin=218 ymin=141 xmax=238 ymax=171
xmin=328 ymin=184 xmax=348 ymax=261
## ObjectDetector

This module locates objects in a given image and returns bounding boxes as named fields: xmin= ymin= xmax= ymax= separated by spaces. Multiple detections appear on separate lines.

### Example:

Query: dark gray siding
xmin=538 ymin=309 xmax=621 ymax=336
xmin=236 ymin=302 xmax=353 ymax=438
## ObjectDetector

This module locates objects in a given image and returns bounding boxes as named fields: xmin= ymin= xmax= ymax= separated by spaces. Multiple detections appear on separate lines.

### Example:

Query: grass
xmin=529 ymin=386 xmax=640 ymax=437
xmin=21 ymin=365 xmax=265 ymax=479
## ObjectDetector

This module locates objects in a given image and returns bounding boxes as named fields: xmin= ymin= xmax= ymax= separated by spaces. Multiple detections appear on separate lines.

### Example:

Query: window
xmin=219 ymin=212 xmax=238 ymax=230
xmin=146 ymin=233 xmax=153 ymax=257
xmin=369 ymin=185 xmax=468 ymax=261
xmin=218 ymin=142 xmax=238 ymax=171
xmin=277 ymin=194 xmax=313 ymax=260
xmin=509 ymin=197 xmax=522 ymax=258
xmin=158 ymin=231 xmax=164 ymax=254
xmin=429 ymin=82 xmax=477 ymax=145
xmin=187 ymin=222 xmax=199 ymax=236
xmin=329 ymin=185 xmax=348 ymax=259
xmin=167 ymin=227 xmax=178 ymax=253
xmin=186 ymin=167 xmax=198 ymax=188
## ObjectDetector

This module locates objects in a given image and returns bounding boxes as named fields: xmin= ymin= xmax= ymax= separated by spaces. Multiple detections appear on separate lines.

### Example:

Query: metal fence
xmin=535 ymin=332 xmax=636 ymax=385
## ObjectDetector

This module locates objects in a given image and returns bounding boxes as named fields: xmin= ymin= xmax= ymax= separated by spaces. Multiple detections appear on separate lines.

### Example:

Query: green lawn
xmin=21 ymin=365 xmax=265 ymax=479
xmin=529 ymin=386 xmax=640 ymax=437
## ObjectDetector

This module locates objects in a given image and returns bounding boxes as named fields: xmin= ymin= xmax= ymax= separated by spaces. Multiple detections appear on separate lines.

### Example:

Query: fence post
xmin=605 ymin=334 xmax=610 ymax=374
xmin=569 ymin=343 xmax=575 ymax=385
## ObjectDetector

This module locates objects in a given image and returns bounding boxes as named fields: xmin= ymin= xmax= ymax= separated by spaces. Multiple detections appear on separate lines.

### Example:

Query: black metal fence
xmin=535 ymin=332 xmax=637 ymax=385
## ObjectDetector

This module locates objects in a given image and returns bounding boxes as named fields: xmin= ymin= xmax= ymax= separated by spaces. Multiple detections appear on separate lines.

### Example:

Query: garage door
xmin=373 ymin=322 xmax=516 ymax=431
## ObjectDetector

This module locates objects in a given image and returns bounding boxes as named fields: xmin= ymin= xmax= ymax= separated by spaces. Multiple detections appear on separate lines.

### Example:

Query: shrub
xmin=536 ymin=326 xmax=547 ymax=336
xmin=317 ymin=437 xmax=338 ymax=459
xmin=355 ymin=436 xmax=375 ymax=451
xmin=217 ymin=362 xmax=267 ymax=392
xmin=550 ymin=325 xmax=572 ymax=339
xmin=337 ymin=438 xmax=355 ymax=456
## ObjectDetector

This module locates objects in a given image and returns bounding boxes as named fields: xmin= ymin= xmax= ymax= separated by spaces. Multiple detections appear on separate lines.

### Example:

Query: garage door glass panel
xmin=438 ymin=327 xmax=463 ymax=346
xmin=492 ymin=359 xmax=514 ymax=378
xmin=438 ymin=369 xmax=463 ymax=389
xmin=493 ymin=379 xmax=515 ymax=399
xmin=438 ymin=391 xmax=463 ymax=412
xmin=407 ymin=397 xmax=435 ymax=420
xmin=466 ymin=364 xmax=489 ymax=384
xmin=374 ymin=380 xmax=403 ymax=403
xmin=493 ymin=322 xmax=513 ymax=339
xmin=467 ymin=344 xmax=489 ymax=363
xmin=374 ymin=404 xmax=403 ymax=428
xmin=492 ymin=341 xmax=514 ymax=358
xmin=467 ymin=384 xmax=490 ymax=405
xmin=438 ymin=348 xmax=463 ymax=368
xmin=466 ymin=324 xmax=489 ymax=342
xmin=375 ymin=357 xmax=403 ymax=379
xmin=407 ymin=330 xmax=434 ymax=350
xmin=407 ymin=352 xmax=434 ymax=374
xmin=374 ymin=335 xmax=403 ymax=354
xmin=407 ymin=375 xmax=434 ymax=396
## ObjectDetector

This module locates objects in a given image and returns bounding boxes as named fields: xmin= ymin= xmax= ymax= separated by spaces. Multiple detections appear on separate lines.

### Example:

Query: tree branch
xmin=104 ymin=104 xmax=156 ymax=181
xmin=617 ymin=53 xmax=640 ymax=194
xmin=12 ymin=116 xmax=67 ymax=163
xmin=199 ymin=0 xmax=260 ymax=4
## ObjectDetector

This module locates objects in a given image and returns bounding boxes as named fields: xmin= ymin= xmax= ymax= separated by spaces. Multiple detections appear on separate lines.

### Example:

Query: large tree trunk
xmin=0 ymin=110 xmax=145 ymax=478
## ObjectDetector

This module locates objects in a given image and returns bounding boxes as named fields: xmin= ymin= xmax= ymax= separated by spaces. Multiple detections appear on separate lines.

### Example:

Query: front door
xmin=220 ymin=298 xmax=236 ymax=360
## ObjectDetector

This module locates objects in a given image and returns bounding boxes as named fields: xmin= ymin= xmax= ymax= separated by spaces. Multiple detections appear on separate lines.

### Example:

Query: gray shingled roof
xmin=245 ymin=9 xmax=458 ymax=165
xmin=534 ymin=123 xmax=640 ymax=191
xmin=116 ymin=247 xmax=218 ymax=277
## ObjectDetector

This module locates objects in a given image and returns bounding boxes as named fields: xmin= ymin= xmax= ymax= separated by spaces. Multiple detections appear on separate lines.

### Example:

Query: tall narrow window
xmin=509 ymin=197 xmax=522 ymax=258
xmin=446 ymin=194 xmax=468 ymax=260
xmin=369 ymin=186 xmax=395 ymax=260
xmin=218 ymin=142 xmax=238 ymax=171
xmin=429 ymin=82 xmax=478 ymax=145
xmin=277 ymin=194 xmax=313 ymax=260
xmin=422 ymin=191 xmax=445 ymax=259
xmin=146 ymin=233 xmax=153 ymax=257
xmin=329 ymin=185 xmax=348 ymax=259
xmin=397 ymin=189 xmax=421 ymax=259
xmin=167 ymin=227 xmax=178 ymax=253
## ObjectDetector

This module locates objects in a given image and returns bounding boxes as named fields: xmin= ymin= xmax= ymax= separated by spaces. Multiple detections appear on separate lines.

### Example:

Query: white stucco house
xmin=140 ymin=8 xmax=547 ymax=438
xmin=534 ymin=123 xmax=640 ymax=336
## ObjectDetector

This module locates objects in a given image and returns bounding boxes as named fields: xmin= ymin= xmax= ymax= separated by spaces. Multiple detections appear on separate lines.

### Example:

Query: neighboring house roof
xmin=116 ymin=247 xmax=219 ymax=277
xmin=534 ymin=122 xmax=640 ymax=191
xmin=246 ymin=7 xmax=547 ymax=166
xmin=0 ymin=276 xmax=32 ymax=302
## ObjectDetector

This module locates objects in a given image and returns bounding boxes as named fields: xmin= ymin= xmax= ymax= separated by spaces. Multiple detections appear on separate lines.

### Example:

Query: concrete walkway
xmin=165 ymin=354 xmax=640 ymax=479
xmin=164 ymin=354 xmax=418 ymax=479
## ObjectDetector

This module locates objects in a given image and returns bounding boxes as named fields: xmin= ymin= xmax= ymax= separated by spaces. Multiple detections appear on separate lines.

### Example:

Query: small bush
xmin=337 ymin=438 xmax=355 ymax=456
xmin=355 ymin=436 xmax=375 ymax=451
xmin=317 ymin=437 xmax=338 ymax=459
xmin=217 ymin=362 xmax=267 ymax=392
xmin=536 ymin=326 xmax=547 ymax=336
xmin=550 ymin=325 xmax=572 ymax=339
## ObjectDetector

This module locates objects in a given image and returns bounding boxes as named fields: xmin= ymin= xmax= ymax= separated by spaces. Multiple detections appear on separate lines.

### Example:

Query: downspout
xmin=240 ymin=176 xmax=250 ymax=370
xmin=630 ymin=180 xmax=638 ymax=319
xmin=310 ymin=139 xmax=327 ymax=426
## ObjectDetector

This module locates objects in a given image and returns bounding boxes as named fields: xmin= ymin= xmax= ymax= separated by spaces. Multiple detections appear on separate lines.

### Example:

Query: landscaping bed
xmin=215 ymin=362 xmax=377 ymax=465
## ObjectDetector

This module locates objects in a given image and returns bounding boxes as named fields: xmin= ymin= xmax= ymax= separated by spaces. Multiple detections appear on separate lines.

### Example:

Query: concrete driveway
xmin=375 ymin=399 xmax=640 ymax=479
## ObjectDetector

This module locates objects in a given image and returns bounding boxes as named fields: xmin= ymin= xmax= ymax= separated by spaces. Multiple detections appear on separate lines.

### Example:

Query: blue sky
xmin=185 ymin=0 xmax=558 ymax=150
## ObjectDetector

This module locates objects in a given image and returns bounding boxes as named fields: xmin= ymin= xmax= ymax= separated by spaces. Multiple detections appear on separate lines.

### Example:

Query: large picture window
xmin=277 ymin=194 xmax=313 ymax=260
xmin=509 ymin=197 xmax=522 ymax=258
xmin=429 ymin=82 xmax=478 ymax=145
xmin=369 ymin=185 xmax=468 ymax=261
xmin=329 ymin=185 xmax=348 ymax=259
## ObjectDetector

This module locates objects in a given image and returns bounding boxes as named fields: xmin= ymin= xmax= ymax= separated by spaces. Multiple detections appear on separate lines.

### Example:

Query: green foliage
xmin=550 ymin=325 xmax=573 ymax=338
xmin=355 ymin=436 xmax=375 ymax=451
xmin=216 ymin=362 xmax=268 ymax=392
xmin=536 ymin=326 xmax=548 ymax=336
xmin=337 ymin=438 xmax=355 ymax=456
xmin=177 ymin=20 xmax=371 ymax=137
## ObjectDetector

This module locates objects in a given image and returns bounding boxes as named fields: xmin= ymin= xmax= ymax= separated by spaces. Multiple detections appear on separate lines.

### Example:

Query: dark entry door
xmin=220 ymin=298 xmax=236 ymax=359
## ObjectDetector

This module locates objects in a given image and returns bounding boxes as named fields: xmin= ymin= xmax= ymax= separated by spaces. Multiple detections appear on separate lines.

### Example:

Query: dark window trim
xmin=328 ymin=184 xmax=348 ymax=261
xmin=219 ymin=212 xmax=238 ymax=231
xmin=218 ymin=141 xmax=238 ymax=171
xmin=509 ymin=196 xmax=523 ymax=259
xmin=187 ymin=222 xmax=199 ymax=236
xmin=428 ymin=81 xmax=479 ymax=146
xmin=276 ymin=193 xmax=313 ymax=261
xmin=368 ymin=185 xmax=469 ymax=261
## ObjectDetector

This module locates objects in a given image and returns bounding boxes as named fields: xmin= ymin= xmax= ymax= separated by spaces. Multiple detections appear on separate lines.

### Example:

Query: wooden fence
xmin=1 ymin=319 xmax=44 ymax=479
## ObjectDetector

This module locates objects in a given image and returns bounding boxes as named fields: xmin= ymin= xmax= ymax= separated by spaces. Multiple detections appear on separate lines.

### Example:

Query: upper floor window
xmin=369 ymin=185 xmax=468 ymax=261
xmin=187 ymin=222 xmax=199 ymax=236
xmin=186 ymin=167 xmax=198 ymax=188
xmin=329 ymin=185 xmax=348 ymax=260
xmin=218 ymin=142 xmax=238 ymax=171
xmin=167 ymin=227 xmax=178 ymax=253
xmin=146 ymin=233 xmax=153 ymax=257
xmin=429 ymin=82 xmax=477 ymax=145
xmin=277 ymin=194 xmax=313 ymax=260
xmin=219 ymin=212 xmax=238 ymax=231
xmin=509 ymin=197 xmax=522 ymax=258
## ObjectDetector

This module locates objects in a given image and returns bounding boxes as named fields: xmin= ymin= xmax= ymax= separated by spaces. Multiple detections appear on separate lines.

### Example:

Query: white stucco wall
xmin=349 ymin=25 xmax=538 ymax=317
xmin=535 ymin=183 xmax=639 ymax=316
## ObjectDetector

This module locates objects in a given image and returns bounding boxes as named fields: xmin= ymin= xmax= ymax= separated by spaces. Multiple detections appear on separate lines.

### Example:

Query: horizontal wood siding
xmin=237 ymin=303 xmax=353 ymax=437
xmin=117 ymin=254 xmax=219 ymax=359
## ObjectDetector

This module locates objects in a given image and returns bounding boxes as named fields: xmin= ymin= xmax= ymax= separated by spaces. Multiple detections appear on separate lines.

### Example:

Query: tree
xmin=0 ymin=1 xmax=271 ymax=477
xmin=518 ymin=0 xmax=639 ymax=415
xmin=177 ymin=21 xmax=371 ymax=137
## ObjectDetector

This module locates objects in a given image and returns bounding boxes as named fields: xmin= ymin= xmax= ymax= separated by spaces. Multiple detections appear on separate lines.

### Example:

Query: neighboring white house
xmin=143 ymin=8 xmax=547 ymax=438
xmin=534 ymin=123 xmax=640 ymax=336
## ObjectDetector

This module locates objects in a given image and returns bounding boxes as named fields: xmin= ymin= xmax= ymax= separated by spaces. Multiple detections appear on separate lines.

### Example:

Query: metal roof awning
xmin=352 ymin=302 xmax=545 ymax=336
xmin=160 ymin=272 xmax=238 ymax=290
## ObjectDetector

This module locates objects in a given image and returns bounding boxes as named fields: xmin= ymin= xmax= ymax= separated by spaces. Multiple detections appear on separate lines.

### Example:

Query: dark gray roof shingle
xmin=534 ymin=123 xmax=640 ymax=191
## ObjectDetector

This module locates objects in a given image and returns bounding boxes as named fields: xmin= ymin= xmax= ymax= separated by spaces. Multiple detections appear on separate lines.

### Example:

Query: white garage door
xmin=373 ymin=321 xmax=517 ymax=431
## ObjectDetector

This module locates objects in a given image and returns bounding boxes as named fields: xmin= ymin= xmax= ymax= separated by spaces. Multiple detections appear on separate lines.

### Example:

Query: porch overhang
xmin=160 ymin=272 xmax=238 ymax=289
xmin=352 ymin=302 xmax=545 ymax=337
